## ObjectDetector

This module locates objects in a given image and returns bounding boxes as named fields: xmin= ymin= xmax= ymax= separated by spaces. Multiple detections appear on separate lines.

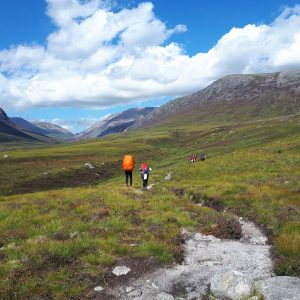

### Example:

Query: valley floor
xmin=0 ymin=115 xmax=299 ymax=299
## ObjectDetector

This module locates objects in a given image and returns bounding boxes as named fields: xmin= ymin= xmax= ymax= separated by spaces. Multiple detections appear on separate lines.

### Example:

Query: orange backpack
xmin=122 ymin=155 xmax=134 ymax=171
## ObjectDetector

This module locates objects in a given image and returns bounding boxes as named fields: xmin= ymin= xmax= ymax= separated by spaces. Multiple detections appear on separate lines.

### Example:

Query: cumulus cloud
xmin=0 ymin=1 xmax=300 ymax=110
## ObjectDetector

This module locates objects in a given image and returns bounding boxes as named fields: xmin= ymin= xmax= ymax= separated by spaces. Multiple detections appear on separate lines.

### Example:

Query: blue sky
xmin=0 ymin=0 xmax=300 ymax=132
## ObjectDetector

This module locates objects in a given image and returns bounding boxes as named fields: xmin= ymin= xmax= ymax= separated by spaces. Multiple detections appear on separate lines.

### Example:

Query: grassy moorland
xmin=0 ymin=114 xmax=299 ymax=299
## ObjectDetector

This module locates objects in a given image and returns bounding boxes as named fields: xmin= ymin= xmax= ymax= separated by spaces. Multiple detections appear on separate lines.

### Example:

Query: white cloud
xmin=0 ymin=2 xmax=300 ymax=110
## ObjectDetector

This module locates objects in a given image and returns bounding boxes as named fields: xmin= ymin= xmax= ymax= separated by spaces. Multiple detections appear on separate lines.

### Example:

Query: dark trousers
xmin=142 ymin=174 xmax=149 ymax=188
xmin=143 ymin=178 xmax=148 ymax=188
xmin=125 ymin=171 xmax=132 ymax=186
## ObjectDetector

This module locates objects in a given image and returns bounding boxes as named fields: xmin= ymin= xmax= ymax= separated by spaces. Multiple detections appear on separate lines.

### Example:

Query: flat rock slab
xmin=210 ymin=270 xmax=254 ymax=300
xmin=108 ymin=221 xmax=273 ymax=299
xmin=256 ymin=276 xmax=300 ymax=300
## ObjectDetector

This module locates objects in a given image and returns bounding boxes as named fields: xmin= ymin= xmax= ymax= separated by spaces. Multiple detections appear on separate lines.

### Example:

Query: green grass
xmin=0 ymin=113 xmax=299 ymax=298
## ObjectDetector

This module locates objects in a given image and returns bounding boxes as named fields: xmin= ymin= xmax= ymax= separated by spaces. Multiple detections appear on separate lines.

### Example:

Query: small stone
xmin=85 ymin=162 xmax=95 ymax=169
xmin=126 ymin=286 xmax=135 ymax=293
xmin=94 ymin=285 xmax=103 ymax=292
xmin=128 ymin=289 xmax=143 ymax=297
xmin=70 ymin=232 xmax=78 ymax=238
xmin=3 ymin=155 xmax=8 ymax=158
xmin=157 ymin=292 xmax=174 ymax=300
xmin=112 ymin=266 xmax=131 ymax=276
xmin=152 ymin=282 xmax=159 ymax=289
xmin=165 ymin=171 xmax=173 ymax=181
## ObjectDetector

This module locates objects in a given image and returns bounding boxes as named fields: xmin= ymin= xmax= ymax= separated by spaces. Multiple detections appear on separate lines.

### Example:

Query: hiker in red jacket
xmin=140 ymin=162 xmax=152 ymax=188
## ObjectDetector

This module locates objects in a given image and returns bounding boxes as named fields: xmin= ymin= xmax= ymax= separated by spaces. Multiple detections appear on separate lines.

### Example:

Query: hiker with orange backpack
xmin=140 ymin=162 xmax=152 ymax=188
xmin=122 ymin=154 xmax=134 ymax=187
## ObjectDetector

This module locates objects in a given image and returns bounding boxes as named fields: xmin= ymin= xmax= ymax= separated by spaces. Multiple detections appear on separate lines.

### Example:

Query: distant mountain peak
xmin=77 ymin=107 xmax=155 ymax=139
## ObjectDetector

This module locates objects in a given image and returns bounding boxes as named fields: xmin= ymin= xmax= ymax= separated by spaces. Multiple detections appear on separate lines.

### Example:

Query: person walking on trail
xmin=190 ymin=154 xmax=197 ymax=162
xmin=123 ymin=155 xmax=134 ymax=187
xmin=140 ymin=162 xmax=152 ymax=188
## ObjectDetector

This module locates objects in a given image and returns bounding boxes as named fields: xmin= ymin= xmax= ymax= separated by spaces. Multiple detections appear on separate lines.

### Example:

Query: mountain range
xmin=1 ymin=71 xmax=300 ymax=143
xmin=0 ymin=112 xmax=74 ymax=143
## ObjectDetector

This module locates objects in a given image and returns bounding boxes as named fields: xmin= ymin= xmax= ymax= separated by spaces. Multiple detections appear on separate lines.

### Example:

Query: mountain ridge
xmin=131 ymin=71 xmax=300 ymax=129
xmin=77 ymin=107 xmax=155 ymax=139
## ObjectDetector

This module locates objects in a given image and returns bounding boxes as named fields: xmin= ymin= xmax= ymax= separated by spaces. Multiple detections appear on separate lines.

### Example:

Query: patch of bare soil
xmin=8 ymin=161 xmax=119 ymax=195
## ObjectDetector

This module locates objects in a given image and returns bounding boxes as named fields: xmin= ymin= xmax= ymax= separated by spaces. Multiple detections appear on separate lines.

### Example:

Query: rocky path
xmin=94 ymin=175 xmax=300 ymax=299
xmin=105 ymin=219 xmax=275 ymax=299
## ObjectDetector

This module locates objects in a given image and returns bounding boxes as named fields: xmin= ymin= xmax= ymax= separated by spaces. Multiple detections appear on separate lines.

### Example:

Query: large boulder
xmin=256 ymin=276 xmax=300 ymax=300
xmin=210 ymin=270 xmax=254 ymax=300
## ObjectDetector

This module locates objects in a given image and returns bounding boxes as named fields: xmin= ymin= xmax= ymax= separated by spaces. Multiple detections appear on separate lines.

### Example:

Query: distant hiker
xmin=122 ymin=155 xmax=134 ymax=187
xmin=199 ymin=154 xmax=206 ymax=161
xmin=140 ymin=162 xmax=152 ymax=188
xmin=190 ymin=154 xmax=197 ymax=162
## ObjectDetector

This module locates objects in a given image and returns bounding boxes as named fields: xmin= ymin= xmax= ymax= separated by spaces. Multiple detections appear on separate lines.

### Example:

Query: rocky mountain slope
xmin=132 ymin=72 xmax=300 ymax=129
xmin=11 ymin=117 xmax=49 ymax=135
xmin=31 ymin=121 xmax=74 ymax=140
xmin=77 ymin=107 xmax=155 ymax=139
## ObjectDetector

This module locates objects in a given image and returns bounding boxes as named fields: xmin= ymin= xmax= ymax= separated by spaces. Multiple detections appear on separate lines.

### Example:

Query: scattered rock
xmin=165 ymin=171 xmax=173 ymax=181
xmin=94 ymin=285 xmax=103 ymax=292
xmin=157 ymin=292 xmax=174 ymax=300
xmin=112 ymin=266 xmax=131 ymax=276
xmin=210 ymin=270 xmax=254 ymax=300
xmin=84 ymin=162 xmax=95 ymax=169
xmin=3 ymin=155 xmax=8 ymax=159
xmin=256 ymin=276 xmax=300 ymax=300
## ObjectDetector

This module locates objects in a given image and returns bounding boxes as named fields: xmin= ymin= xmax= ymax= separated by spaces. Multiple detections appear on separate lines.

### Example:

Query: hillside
xmin=32 ymin=121 xmax=74 ymax=140
xmin=77 ymin=107 xmax=155 ymax=139
xmin=132 ymin=72 xmax=300 ymax=129
xmin=0 ymin=108 xmax=40 ymax=142
xmin=11 ymin=117 xmax=53 ymax=136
